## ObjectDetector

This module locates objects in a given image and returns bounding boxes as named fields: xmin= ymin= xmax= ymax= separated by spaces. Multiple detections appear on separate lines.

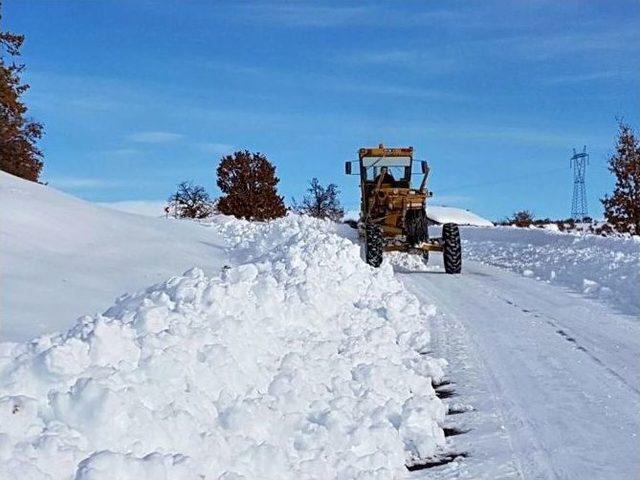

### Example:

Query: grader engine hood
xmin=372 ymin=188 xmax=426 ymax=212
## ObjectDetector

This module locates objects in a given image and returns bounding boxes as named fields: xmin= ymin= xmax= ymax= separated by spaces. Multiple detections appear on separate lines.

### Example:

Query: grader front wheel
xmin=443 ymin=223 xmax=462 ymax=274
xmin=365 ymin=224 xmax=384 ymax=267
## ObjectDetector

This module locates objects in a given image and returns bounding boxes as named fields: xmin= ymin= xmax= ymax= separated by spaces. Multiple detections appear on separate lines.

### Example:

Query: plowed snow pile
xmin=462 ymin=226 xmax=640 ymax=314
xmin=0 ymin=215 xmax=446 ymax=480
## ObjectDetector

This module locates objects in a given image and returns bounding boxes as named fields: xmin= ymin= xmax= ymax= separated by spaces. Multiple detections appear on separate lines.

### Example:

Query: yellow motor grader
xmin=345 ymin=144 xmax=461 ymax=273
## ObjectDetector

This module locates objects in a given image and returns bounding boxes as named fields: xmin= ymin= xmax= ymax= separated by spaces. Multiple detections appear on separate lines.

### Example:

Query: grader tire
xmin=443 ymin=223 xmax=462 ymax=274
xmin=365 ymin=224 xmax=384 ymax=268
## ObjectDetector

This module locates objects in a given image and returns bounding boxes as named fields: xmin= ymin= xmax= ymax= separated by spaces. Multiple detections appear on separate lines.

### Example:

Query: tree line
xmin=166 ymin=150 xmax=344 ymax=222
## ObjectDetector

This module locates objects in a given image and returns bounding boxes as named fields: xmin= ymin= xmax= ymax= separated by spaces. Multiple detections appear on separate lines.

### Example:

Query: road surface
xmin=398 ymin=258 xmax=640 ymax=480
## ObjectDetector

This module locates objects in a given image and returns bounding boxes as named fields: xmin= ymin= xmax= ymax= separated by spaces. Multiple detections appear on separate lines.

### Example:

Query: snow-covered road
xmin=399 ymin=258 xmax=640 ymax=480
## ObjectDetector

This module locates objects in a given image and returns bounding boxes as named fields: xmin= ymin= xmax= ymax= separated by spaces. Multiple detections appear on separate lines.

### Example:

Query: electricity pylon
xmin=570 ymin=146 xmax=589 ymax=221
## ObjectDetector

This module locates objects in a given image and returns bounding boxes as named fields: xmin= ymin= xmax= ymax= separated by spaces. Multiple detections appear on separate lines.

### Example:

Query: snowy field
xmin=462 ymin=226 xmax=640 ymax=315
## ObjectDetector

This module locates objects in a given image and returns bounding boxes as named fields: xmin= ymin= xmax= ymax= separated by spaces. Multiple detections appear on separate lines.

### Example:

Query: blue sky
xmin=5 ymin=0 xmax=640 ymax=220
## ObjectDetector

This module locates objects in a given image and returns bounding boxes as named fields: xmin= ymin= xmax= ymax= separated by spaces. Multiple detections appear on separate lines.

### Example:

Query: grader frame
xmin=345 ymin=144 xmax=462 ymax=272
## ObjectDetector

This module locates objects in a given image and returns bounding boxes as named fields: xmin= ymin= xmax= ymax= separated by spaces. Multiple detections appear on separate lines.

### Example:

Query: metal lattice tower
xmin=570 ymin=146 xmax=589 ymax=220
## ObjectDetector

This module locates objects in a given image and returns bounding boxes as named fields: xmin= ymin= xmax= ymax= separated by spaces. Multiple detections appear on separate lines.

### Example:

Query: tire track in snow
xmin=398 ymin=258 xmax=640 ymax=480
xmin=419 ymin=306 xmax=526 ymax=479
xmin=497 ymin=295 xmax=640 ymax=397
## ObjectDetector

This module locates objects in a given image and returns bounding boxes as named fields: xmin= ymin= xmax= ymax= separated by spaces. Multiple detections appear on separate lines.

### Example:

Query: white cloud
xmin=237 ymin=5 xmax=369 ymax=27
xmin=128 ymin=131 xmax=184 ymax=143
xmin=348 ymin=50 xmax=418 ymax=64
xmin=541 ymin=70 xmax=627 ymax=86
xmin=337 ymin=50 xmax=458 ymax=74
xmin=469 ymin=27 xmax=640 ymax=63
xmin=234 ymin=4 xmax=458 ymax=28
xmin=333 ymin=82 xmax=465 ymax=101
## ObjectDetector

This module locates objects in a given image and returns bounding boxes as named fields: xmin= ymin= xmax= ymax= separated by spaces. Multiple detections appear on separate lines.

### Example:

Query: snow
xmin=426 ymin=206 xmax=493 ymax=227
xmin=0 ymin=173 xmax=449 ymax=479
xmin=3 ymin=170 xmax=640 ymax=479
xmin=398 ymin=256 xmax=640 ymax=480
xmin=96 ymin=200 xmax=167 ymax=217
xmin=0 ymin=171 xmax=227 ymax=341
xmin=461 ymin=226 xmax=640 ymax=315
xmin=541 ymin=223 xmax=560 ymax=232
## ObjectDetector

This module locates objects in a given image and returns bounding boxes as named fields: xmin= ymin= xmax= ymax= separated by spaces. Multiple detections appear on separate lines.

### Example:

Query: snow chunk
xmin=88 ymin=319 xmax=140 ymax=368
xmin=75 ymin=451 xmax=196 ymax=480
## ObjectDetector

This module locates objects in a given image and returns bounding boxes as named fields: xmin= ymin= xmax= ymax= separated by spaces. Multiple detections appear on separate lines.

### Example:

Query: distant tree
xmin=0 ymin=21 xmax=44 ymax=181
xmin=167 ymin=181 xmax=214 ymax=219
xmin=510 ymin=210 xmax=534 ymax=228
xmin=293 ymin=177 xmax=344 ymax=221
xmin=216 ymin=150 xmax=286 ymax=220
xmin=594 ymin=222 xmax=614 ymax=237
xmin=601 ymin=123 xmax=640 ymax=235
xmin=532 ymin=217 xmax=552 ymax=227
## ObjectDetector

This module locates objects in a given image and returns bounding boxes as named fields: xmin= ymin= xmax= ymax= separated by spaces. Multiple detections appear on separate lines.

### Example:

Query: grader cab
xmin=345 ymin=144 xmax=461 ymax=273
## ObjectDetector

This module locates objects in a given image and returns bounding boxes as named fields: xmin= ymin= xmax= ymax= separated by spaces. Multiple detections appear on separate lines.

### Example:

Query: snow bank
xmin=427 ymin=206 xmax=493 ymax=227
xmin=462 ymin=226 xmax=640 ymax=314
xmin=0 ymin=215 xmax=447 ymax=479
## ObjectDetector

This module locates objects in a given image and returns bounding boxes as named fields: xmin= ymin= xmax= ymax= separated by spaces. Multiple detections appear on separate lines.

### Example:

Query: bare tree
xmin=294 ymin=178 xmax=344 ymax=221
xmin=510 ymin=210 xmax=534 ymax=228
xmin=166 ymin=181 xmax=213 ymax=219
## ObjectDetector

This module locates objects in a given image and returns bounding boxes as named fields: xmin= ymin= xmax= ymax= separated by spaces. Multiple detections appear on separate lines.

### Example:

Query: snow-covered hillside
xmin=0 ymin=171 xmax=227 ymax=340
xmin=462 ymin=226 xmax=640 ymax=314
xmin=0 ymin=173 xmax=449 ymax=479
